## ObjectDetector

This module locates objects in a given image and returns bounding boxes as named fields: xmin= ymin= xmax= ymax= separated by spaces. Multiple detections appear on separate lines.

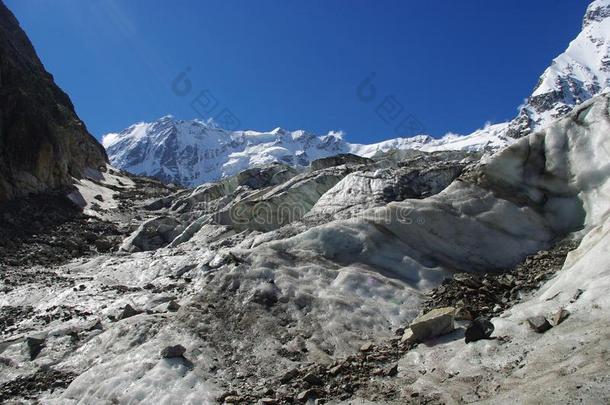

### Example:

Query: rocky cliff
xmin=0 ymin=1 xmax=107 ymax=201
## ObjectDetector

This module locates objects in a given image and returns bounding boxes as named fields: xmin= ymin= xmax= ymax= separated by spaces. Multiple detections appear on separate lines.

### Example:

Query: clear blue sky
xmin=5 ymin=0 xmax=587 ymax=143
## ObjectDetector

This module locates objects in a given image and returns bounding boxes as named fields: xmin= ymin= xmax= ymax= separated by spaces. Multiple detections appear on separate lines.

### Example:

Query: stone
xmin=94 ymin=238 xmax=114 ymax=253
xmin=297 ymin=388 xmax=319 ymax=401
xmin=570 ymin=289 xmax=584 ymax=303
xmin=280 ymin=368 xmax=299 ymax=384
xmin=303 ymin=372 xmax=323 ymax=386
xmin=160 ymin=344 xmax=186 ymax=358
xmin=328 ymin=364 xmax=344 ymax=375
xmin=259 ymin=399 xmax=278 ymax=405
xmin=167 ymin=300 xmax=181 ymax=312
xmin=25 ymin=336 xmax=45 ymax=360
xmin=409 ymin=307 xmax=455 ymax=341
xmin=251 ymin=282 xmax=281 ymax=307
xmin=527 ymin=316 xmax=552 ymax=333
xmin=120 ymin=216 xmax=182 ymax=253
xmin=464 ymin=317 xmax=494 ymax=343
xmin=360 ymin=342 xmax=373 ymax=352
xmin=118 ymin=304 xmax=141 ymax=320
xmin=454 ymin=307 xmax=473 ymax=321
xmin=552 ymin=308 xmax=570 ymax=326
xmin=384 ymin=363 xmax=399 ymax=377
xmin=401 ymin=328 xmax=416 ymax=344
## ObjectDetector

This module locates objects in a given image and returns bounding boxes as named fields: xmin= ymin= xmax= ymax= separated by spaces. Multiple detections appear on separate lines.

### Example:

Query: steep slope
xmin=103 ymin=117 xmax=511 ymax=187
xmin=0 ymin=1 xmax=107 ymax=201
xmin=506 ymin=0 xmax=610 ymax=137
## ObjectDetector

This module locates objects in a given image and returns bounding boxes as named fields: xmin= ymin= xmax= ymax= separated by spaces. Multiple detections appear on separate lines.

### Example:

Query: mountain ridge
xmin=104 ymin=0 xmax=610 ymax=188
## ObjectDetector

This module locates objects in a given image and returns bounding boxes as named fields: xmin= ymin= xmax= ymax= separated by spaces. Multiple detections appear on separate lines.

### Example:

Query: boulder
xmin=401 ymin=328 xmax=416 ymax=344
xmin=302 ymin=372 xmax=323 ymax=386
xmin=296 ymin=388 xmax=319 ymax=402
xmin=527 ymin=315 xmax=552 ymax=333
xmin=552 ymin=308 xmax=570 ymax=326
xmin=464 ymin=317 xmax=494 ymax=343
xmin=120 ymin=216 xmax=181 ymax=252
xmin=384 ymin=363 xmax=399 ymax=377
xmin=160 ymin=344 xmax=186 ymax=359
xmin=118 ymin=304 xmax=141 ymax=320
xmin=409 ymin=307 xmax=455 ymax=341
xmin=25 ymin=336 xmax=45 ymax=360
xmin=167 ymin=300 xmax=181 ymax=312
xmin=360 ymin=342 xmax=373 ymax=352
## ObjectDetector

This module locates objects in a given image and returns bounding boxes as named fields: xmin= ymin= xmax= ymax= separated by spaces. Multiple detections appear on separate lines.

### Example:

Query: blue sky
xmin=6 ymin=0 xmax=586 ymax=143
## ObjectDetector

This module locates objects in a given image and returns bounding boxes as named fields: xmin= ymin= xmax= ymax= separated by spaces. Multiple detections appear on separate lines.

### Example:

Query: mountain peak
xmin=506 ymin=0 xmax=610 ymax=138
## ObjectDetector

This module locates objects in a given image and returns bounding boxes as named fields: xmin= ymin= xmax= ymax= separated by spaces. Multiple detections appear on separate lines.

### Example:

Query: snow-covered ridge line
xmin=103 ymin=117 xmax=511 ymax=187
xmin=104 ymin=0 xmax=610 ymax=188
xmin=507 ymin=0 xmax=610 ymax=137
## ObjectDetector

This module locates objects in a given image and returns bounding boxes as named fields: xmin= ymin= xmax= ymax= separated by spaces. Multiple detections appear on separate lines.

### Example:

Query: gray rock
xmin=552 ymin=308 xmax=570 ymax=326
xmin=120 ymin=216 xmax=182 ymax=252
xmin=409 ymin=307 xmax=455 ymax=341
xmin=302 ymin=372 xmax=323 ymax=386
xmin=280 ymin=368 xmax=299 ymax=384
xmin=118 ymin=304 xmax=141 ymax=320
xmin=250 ymin=282 xmax=281 ymax=307
xmin=527 ymin=315 xmax=553 ymax=333
xmin=25 ymin=336 xmax=45 ymax=360
xmin=296 ymin=388 xmax=319 ymax=401
xmin=360 ymin=342 xmax=373 ymax=352
xmin=167 ymin=300 xmax=181 ymax=312
xmin=464 ymin=317 xmax=494 ymax=343
xmin=401 ymin=328 xmax=416 ymax=344
xmin=160 ymin=344 xmax=186 ymax=359
xmin=384 ymin=363 xmax=399 ymax=377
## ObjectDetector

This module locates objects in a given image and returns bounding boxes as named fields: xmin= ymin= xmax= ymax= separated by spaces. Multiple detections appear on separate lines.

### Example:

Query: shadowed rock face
xmin=0 ymin=1 xmax=107 ymax=201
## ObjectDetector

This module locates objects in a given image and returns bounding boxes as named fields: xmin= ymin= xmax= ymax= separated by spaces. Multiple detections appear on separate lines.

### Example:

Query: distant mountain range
xmin=104 ymin=0 xmax=610 ymax=187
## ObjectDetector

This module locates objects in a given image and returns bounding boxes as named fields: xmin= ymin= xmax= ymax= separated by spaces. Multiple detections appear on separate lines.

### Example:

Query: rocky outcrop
xmin=0 ymin=1 xmax=107 ymax=201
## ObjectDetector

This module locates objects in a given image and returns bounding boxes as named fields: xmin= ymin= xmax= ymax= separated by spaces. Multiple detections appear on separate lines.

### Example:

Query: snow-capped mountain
xmin=103 ymin=118 xmax=511 ymax=187
xmin=506 ymin=0 xmax=610 ymax=137
xmin=105 ymin=0 xmax=610 ymax=187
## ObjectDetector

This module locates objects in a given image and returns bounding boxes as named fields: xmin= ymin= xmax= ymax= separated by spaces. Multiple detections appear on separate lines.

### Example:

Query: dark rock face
xmin=310 ymin=154 xmax=372 ymax=171
xmin=0 ymin=1 xmax=107 ymax=201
